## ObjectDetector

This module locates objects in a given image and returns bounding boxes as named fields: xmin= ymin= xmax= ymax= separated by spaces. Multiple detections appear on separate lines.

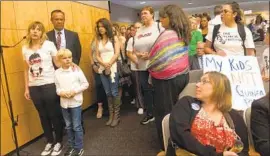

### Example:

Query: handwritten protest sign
xmin=203 ymin=55 xmax=266 ymax=110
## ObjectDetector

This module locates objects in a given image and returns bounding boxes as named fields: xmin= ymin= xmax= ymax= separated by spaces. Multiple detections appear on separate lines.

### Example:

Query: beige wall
xmin=0 ymin=1 xmax=109 ymax=155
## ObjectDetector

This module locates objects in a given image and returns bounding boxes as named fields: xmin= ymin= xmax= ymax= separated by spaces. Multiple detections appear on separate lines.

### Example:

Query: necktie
xmin=56 ymin=31 xmax=61 ymax=50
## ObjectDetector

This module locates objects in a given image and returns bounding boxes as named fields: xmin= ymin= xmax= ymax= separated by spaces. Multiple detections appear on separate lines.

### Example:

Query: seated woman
xmin=251 ymin=93 xmax=269 ymax=156
xmin=168 ymin=71 xmax=249 ymax=156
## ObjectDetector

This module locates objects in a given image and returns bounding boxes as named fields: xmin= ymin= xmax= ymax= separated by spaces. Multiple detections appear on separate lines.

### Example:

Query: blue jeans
xmin=100 ymin=73 xmax=119 ymax=97
xmin=62 ymin=106 xmax=83 ymax=150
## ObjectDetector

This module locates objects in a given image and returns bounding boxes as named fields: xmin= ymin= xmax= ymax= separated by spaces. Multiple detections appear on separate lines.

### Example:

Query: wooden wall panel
xmin=71 ymin=2 xmax=93 ymax=34
xmin=1 ymin=121 xmax=15 ymax=154
xmin=0 ymin=105 xmax=10 ymax=123
xmin=14 ymin=1 xmax=49 ymax=30
xmin=78 ymin=33 xmax=93 ymax=64
xmin=104 ymin=11 xmax=110 ymax=19
xmin=0 ymin=1 xmax=16 ymax=29
xmin=46 ymin=1 xmax=74 ymax=31
xmin=15 ymin=113 xmax=31 ymax=147
xmin=0 ymin=74 xmax=8 ymax=108
xmin=7 ymin=72 xmax=32 ymax=116
xmin=1 ymin=30 xmax=25 ymax=74
xmin=27 ymin=110 xmax=43 ymax=139
xmin=79 ymin=62 xmax=93 ymax=109
xmin=91 ymin=7 xmax=99 ymax=32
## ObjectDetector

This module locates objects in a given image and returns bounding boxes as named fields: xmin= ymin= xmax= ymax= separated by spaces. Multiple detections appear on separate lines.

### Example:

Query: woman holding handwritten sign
xmin=204 ymin=2 xmax=255 ymax=56
xmin=167 ymin=72 xmax=248 ymax=156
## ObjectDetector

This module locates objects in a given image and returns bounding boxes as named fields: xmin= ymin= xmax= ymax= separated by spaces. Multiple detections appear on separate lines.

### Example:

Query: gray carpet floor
xmin=18 ymin=102 xmax=160 ymax=156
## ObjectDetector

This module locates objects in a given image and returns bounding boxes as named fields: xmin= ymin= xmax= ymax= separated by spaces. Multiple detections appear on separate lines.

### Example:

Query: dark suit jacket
xmin=251 ymin=94 xmax=270 ymax=156
xmin=47 ymin=29 xmax=81 ymax=65
xmin=189 ymin=55 xmax=201 ymax=70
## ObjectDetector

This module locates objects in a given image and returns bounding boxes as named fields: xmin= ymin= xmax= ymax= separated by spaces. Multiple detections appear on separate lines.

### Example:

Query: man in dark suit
xmin=47 ymin=10 xmax=81 ymax=65
xmin=189 ymin=42 xmax=205 ymax=70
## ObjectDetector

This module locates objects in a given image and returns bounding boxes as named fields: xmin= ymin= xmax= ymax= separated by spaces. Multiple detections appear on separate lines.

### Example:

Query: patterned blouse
xmin=191 ymin=108 xmax=237 ymax=153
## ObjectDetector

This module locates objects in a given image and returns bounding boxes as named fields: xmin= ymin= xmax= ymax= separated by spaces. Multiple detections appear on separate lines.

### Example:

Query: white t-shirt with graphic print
xmin=22 ymin=40 xmax=57 ymax=87
xmin=206 ymin=24 xmax=255 ymax=56
xmin=126 ymin=22 xmax=164 ymax=71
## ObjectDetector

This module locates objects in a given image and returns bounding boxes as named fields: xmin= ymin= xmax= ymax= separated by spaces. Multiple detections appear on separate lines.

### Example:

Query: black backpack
xmin=211 ymin=24 xmax=247 ymax=55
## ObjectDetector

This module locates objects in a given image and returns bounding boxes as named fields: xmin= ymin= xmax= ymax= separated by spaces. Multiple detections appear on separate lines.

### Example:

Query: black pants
xmin=152 ymin=73 xmax=189 ymax=150
xmin=29 ymin=83 xmax=64 ymax=143
xmin=137 ymin=71 xmax=154 ymax=116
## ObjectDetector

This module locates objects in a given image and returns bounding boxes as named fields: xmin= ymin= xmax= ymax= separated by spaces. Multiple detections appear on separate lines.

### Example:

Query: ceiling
xmin=110 ymin=0 xmax=270 ymax=13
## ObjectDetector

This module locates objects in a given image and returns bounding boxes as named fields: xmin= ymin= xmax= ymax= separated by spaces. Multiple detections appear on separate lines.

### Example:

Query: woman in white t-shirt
xmin=95 ymin=18 xmax=121 ymax=127
xmin=126 ymin=6 xmax=164 ymax=124
xmin=205 ymin=2 xmax=255 ymax=56
xmin=22 ymin=21 xmax=63 ymax=156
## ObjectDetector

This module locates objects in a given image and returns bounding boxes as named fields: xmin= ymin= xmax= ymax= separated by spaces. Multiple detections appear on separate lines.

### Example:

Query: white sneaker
xmin=41 ymin=143 xmax=53 ymax=156
xmin=51 ymin=143 xmax=62 ymax=156
xmin=131 ymin=99 xmax=135 ymax=105
xmin=137 ymin=108 xmax=144 ymax=115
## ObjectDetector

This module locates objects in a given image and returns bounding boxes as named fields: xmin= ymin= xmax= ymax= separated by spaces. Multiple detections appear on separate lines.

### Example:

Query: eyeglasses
xmin=196 ymin=48 xmax=204 ymax=50
xmin=197 ymin=79 xmax=211 ymax=85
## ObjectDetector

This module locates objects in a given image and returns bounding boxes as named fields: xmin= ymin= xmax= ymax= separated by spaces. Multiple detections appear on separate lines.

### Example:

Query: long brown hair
xmin=159 ymin=5 xmax=191 ymax=45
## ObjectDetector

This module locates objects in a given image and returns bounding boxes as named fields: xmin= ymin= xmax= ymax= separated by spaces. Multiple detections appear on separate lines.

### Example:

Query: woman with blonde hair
xmin=168 ymin=72 xmax=249 ymax=156
xmin=22 ymin=21 xmax=64 ymax=156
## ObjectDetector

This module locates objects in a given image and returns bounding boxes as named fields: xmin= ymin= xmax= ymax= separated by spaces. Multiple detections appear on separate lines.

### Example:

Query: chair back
xmin=243 ymin=107 xmax=255 ymax=148
xmin=243 ymin=107 xmax=261 ymax=155
xmin=162 ymin=114 xmax=171 ymax=153
xmin=263 ymin=81 xmax=269 ymax=93
xmin=188 ymin=70 xmax=203 ymax=83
